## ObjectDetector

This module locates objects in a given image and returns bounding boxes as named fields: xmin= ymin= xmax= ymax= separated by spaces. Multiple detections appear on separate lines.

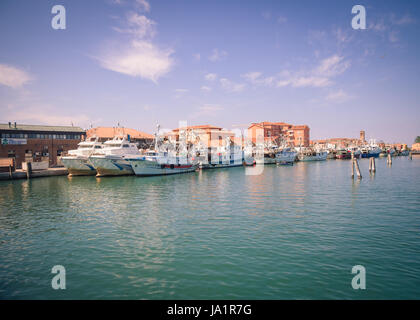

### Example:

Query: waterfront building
xmin=310 ymin=130 xmax=368 ymax=149
xmin=0 ymin=122 xmax=85 ymax=168
xmin=86 ymin=127 xmax=154 ymax=149
xmin=247 ymin=122 xmax=310 ymax=147
xmin=412 ymin=143 xmax=420 ymax=151
xmin=166 ymin=125 xmax=236 ymax=149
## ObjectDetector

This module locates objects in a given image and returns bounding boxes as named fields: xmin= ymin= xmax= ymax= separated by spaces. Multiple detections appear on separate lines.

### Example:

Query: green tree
xmin=416 ymin=136 xmax=420 ymax=143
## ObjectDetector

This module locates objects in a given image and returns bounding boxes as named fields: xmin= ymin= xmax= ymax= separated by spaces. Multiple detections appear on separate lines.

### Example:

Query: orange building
xmin=247 ymin=122 xmax=310 ymax=147
xmin=412 ymin=143 xmax=420 ymax=151
xmin=167 ymin=124 xmax=236 ymax=148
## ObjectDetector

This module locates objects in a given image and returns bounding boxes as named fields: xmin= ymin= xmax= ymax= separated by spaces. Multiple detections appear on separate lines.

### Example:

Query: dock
xmin=0 ymin=167 xmax=68 ymax=181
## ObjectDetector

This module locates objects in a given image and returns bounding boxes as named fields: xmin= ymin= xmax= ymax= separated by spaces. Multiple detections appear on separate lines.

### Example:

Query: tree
xmin=415 ymin=136 xmax=420 ymax=143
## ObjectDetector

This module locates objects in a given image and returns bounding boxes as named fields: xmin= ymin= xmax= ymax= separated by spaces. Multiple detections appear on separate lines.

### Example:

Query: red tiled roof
xmin=87 ymin=127 xmax=154 ymax=139
xmin=172 ymin=124 xmax=223 ymax=131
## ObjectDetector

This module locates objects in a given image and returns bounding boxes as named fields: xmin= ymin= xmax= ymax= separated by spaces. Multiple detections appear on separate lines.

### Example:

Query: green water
xmin=0 ymin=157 xmax=419 ymax=299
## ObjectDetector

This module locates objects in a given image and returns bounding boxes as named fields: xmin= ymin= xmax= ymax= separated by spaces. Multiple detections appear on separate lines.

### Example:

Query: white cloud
xmin=0 ymin=64 xmax=32 ymax=88
xmin=99 ymin=40 xmax=174 ymax=83
xmin=325 ymin=89 xmax=352 ymax=103
xmin=208 ymin=49 xmax=228 ymax=62
xmin=277 ymin=76 xmax=331 ymax=88
xmin=369 ymin=20 xmax=387 ymax=32
xmin=193 ymin=53 xmax=201 ymax=61
xmin=205 ymin=73 xmax=217 ymax=81
xmin=97 ymin=8 xmax=174 ymax=82
xmin=334 ymin=28 xmax=353 ymax=45
xmin=136 ymin=0 xmax=151 ymax=12
xmin=113 ymin=12 xmax=156 ymax=38
xmin=220 ymin=78 xmax=246 ymax=92
xmin=391 ymin=14 xmax=416 ymax=26
xmin=315 ymin=55 xmax=350 ymax=77
xmin=242 ymin=72 xmax=275 ymax=87
xmin=242 ymin=72 xmax=262 ymax=82
xmin=200 ymin=86 xmax=212 ymax=92
xmin=276 ymin=54 xmax=349 ymax=88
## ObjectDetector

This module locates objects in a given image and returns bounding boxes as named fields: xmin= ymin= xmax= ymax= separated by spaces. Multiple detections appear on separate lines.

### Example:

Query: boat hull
xmin=61 ymin=157 xmax=97 ymax=176
xmin=89 ymin=156 xmax=134 ymax=176
xmin=336 ymin=153 xmax=352 ymax=160
xmin=298 ymin=152 xmax=327 ymax=162
xmin=362 ymin=153 xmax=379 ymax=158
xmin=129 ymin=158 xmax=198 ymax=176
xmin=255 ymin=157 xmax=277 ymax=165
xmin=276 ymin=152 xmax=297 ymax=165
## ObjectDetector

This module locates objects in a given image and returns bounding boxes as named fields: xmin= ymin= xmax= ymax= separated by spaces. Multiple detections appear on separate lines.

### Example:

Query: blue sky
xmin=0 ymin=0 xmax=419 ymax=144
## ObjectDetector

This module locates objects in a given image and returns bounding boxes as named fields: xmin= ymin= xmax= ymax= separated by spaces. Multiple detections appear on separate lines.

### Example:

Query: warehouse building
xmin=0 ymin=122 xmax=85 ymax=169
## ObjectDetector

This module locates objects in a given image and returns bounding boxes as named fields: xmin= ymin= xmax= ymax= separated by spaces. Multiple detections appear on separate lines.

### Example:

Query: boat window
xmin=123 ymin=144 xmax=129 ymax=148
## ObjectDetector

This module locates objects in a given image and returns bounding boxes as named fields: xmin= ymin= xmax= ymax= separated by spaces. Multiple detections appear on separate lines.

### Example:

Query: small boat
xmin=276 ymin=149 xmax=297 ymax=165
xmin=89 ymin=136 xmax=141 ymax=176
xmin=61 ymin=136 xmax=103 ymax=176
xmin=335 ymin=149 xmax=352 ymax=160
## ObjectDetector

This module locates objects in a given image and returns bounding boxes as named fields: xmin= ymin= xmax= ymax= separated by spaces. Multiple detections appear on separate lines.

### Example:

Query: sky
xmin=0 ymin=0 xmax=419 ymax=144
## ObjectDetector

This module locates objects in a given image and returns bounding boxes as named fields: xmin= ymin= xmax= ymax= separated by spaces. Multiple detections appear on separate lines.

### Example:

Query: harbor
xmin=1 ymin=0 xmax=420 ymax=304
xmin=1 ymin=121 xmax=419 ymax=299
xmin=0 ymin=122 xmax=415 ymax=181
xmin=1 ymin=155 xmax=419 ymax=299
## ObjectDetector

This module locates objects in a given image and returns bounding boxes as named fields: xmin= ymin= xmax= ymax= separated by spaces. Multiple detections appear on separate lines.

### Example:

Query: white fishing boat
xmin=361 ymin=140 xmax=381 ymax=158
xmin=128 ymin=153 xmax=198 ymax=176
xmin=347 ymin=147 xmax=361 ymax=159
xmin=297 ymin=148 xmax=327 ymax=161
xmin=128 ymin=127 xmax=199 ymax=176
xmin=200 ymin=136 xmax=245 ymax=169
xmin=61 ymin=136 xmax=103 ymax=176
xmin=275 ymin=149 xmax=297 ymax=165
xmin=89 ymin=136 xmax=141 ymax=176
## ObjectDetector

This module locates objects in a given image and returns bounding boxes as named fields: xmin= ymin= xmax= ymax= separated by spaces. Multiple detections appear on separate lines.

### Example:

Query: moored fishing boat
xmin=347 ymin=147 xmax=361 ymax=159
xmin=335 ymin=149 xmax=352 ymax=160
xmin=61 ymin=136 xmax=103 ymax=176
xmin=128 ymin=154 xmax=198 ymax=176
xmin=89 ymin=136 xmax=141 ymax=176
xmin=275 ymin=149 xmax=297 ymax=165
xmin=368 ymin=146 xmax=381 ymax=158
xmin=297 ymin=148 xmax=327 ymax=161
xmin=327 ymin=149 xmax=337 ymax=159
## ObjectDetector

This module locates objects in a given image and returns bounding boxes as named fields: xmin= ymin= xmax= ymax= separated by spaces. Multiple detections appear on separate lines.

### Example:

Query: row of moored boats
xmin=61 ymin=135 xmax=409 ymax=177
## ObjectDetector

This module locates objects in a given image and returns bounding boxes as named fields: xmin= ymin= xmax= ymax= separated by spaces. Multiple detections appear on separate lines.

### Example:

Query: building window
xmin=8 ymin=150 xmax=15 ymax=158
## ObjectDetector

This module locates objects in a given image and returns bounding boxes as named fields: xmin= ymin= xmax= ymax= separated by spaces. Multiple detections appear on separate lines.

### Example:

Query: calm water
xmin=0 ymin=157 xmax=419 ymax=299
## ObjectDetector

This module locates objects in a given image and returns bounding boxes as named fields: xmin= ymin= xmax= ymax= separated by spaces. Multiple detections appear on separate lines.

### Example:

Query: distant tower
xmin=360 ymin=130 xmax=366 ymax=142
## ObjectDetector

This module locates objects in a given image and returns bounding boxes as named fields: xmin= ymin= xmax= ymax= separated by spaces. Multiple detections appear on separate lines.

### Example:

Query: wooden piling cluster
xmin=369 ymin=157 xmax=376 ymax=173
xmin=351 ymin=157 xmax=362 ymax=179
xmin=26 ymin=162 xmax=32 ymax=179
xmin=387 ymin=153 xmax=392 ymax=165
